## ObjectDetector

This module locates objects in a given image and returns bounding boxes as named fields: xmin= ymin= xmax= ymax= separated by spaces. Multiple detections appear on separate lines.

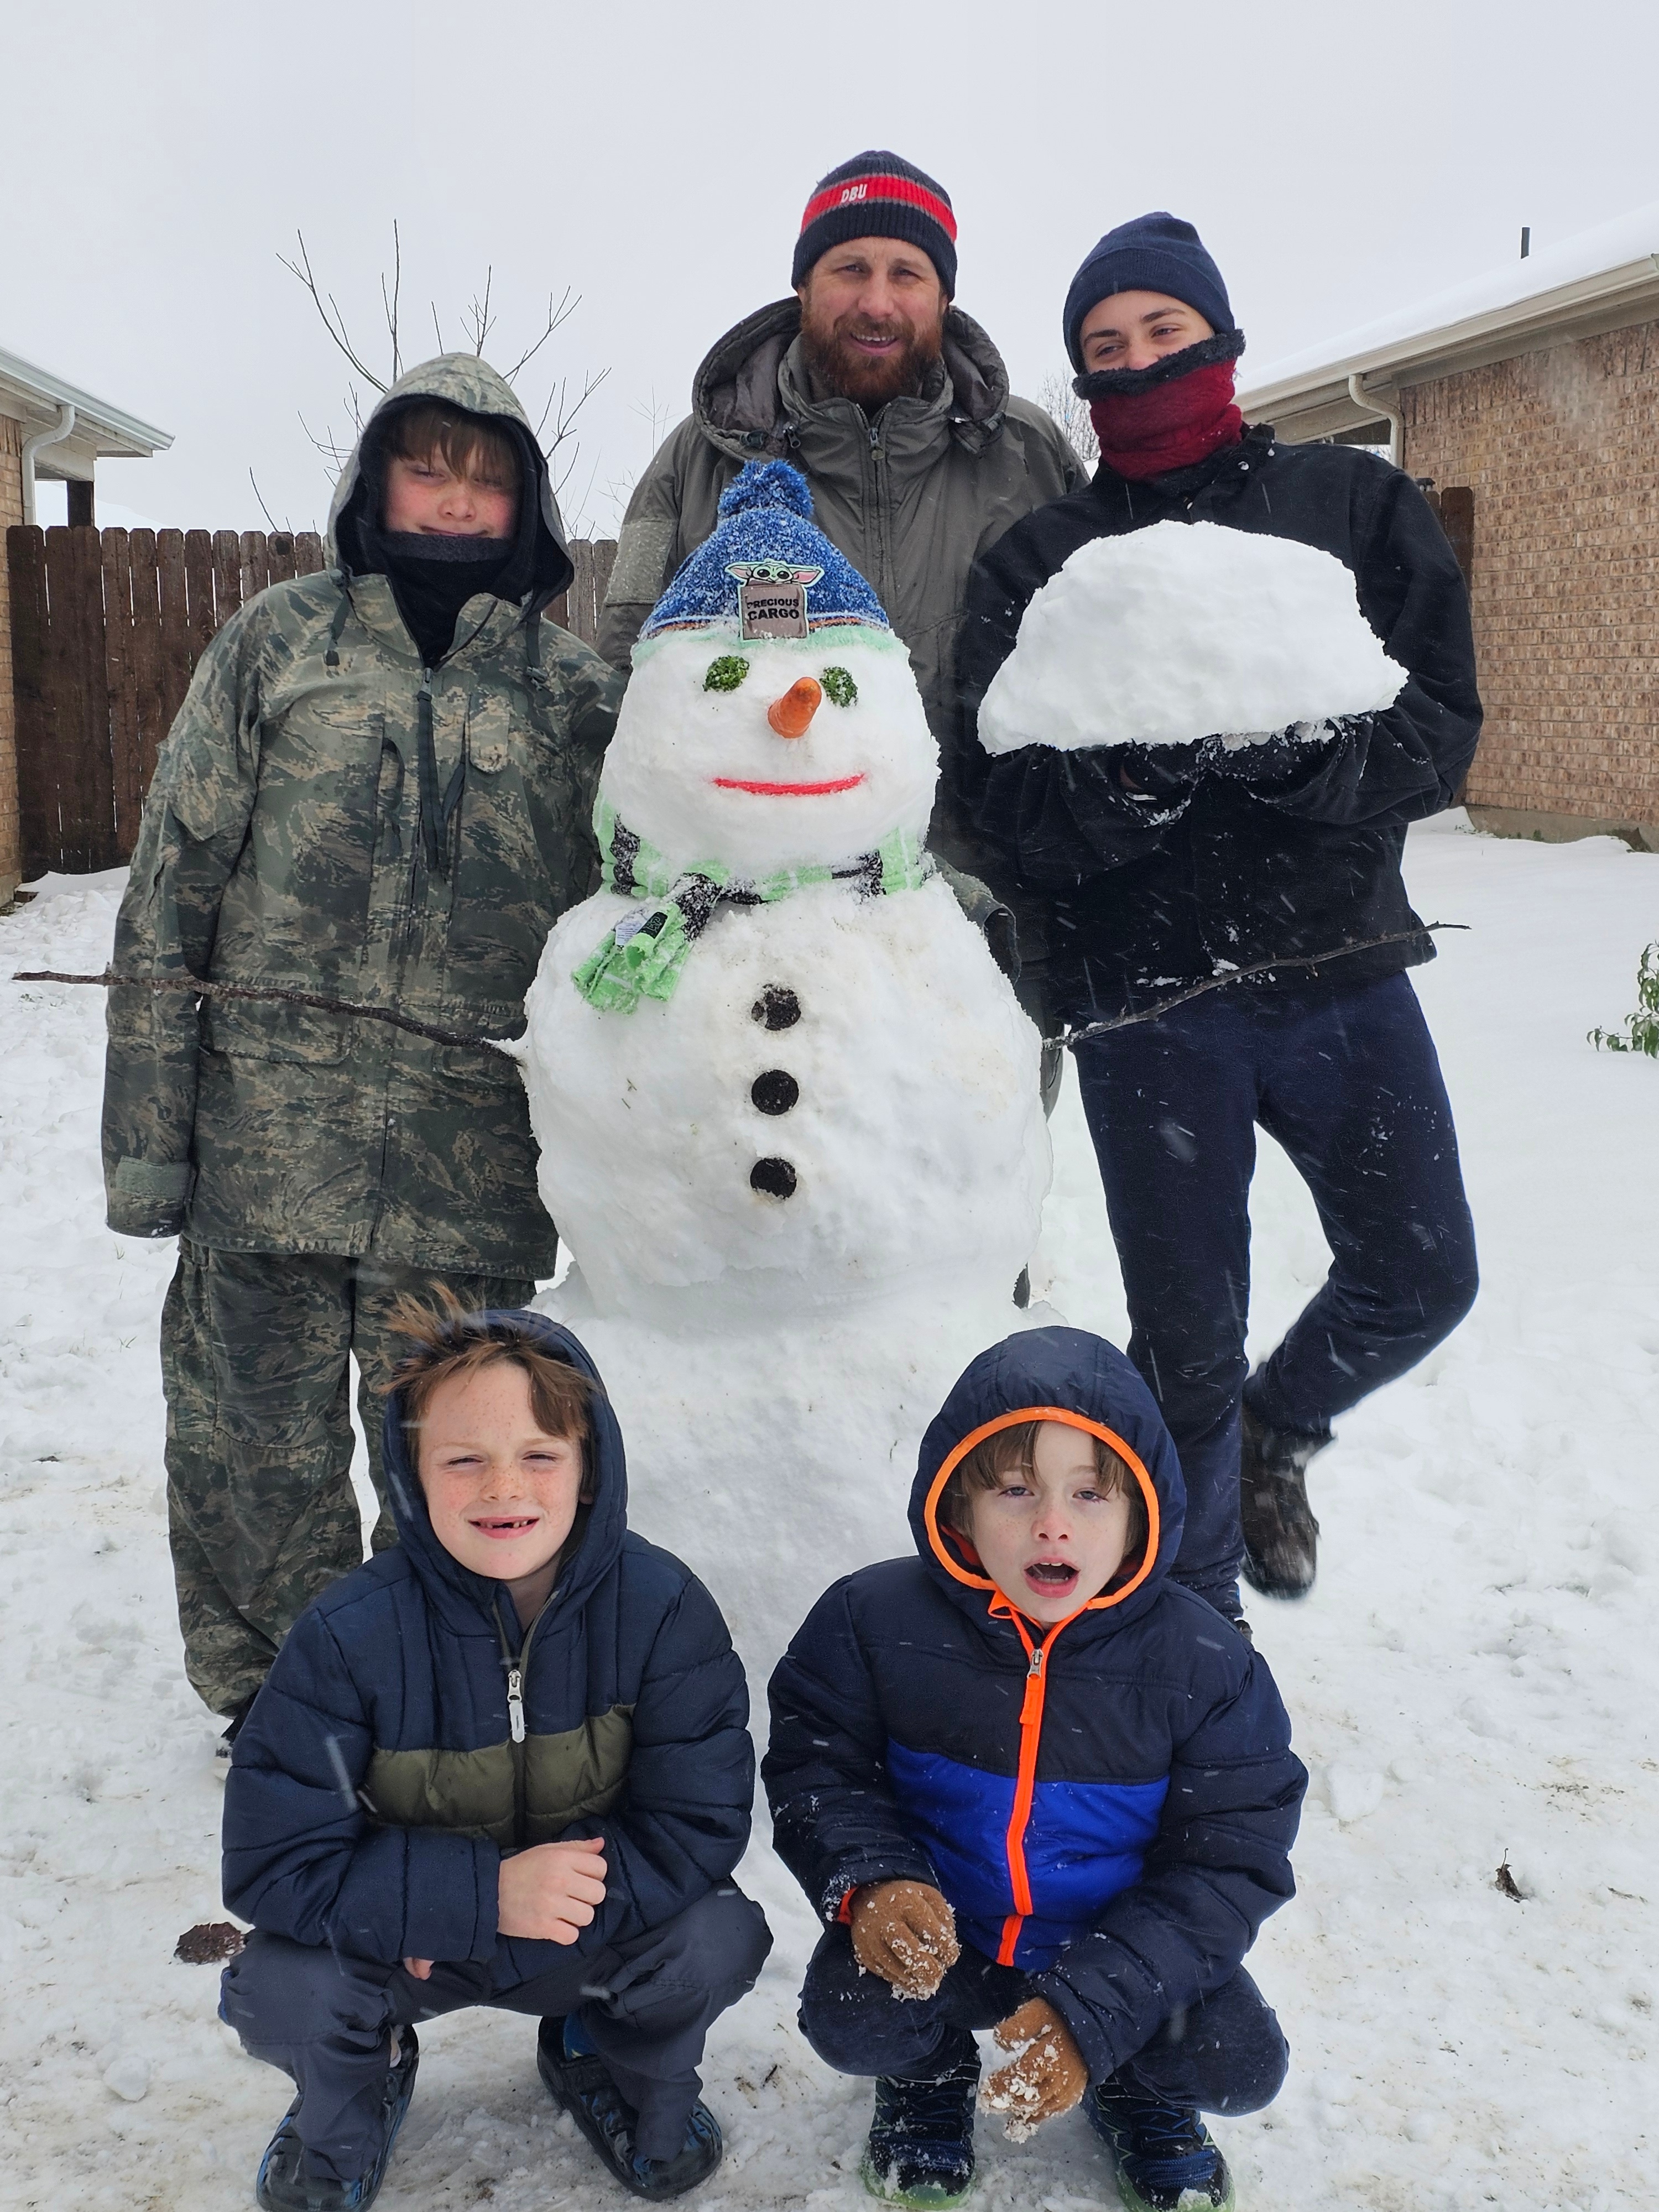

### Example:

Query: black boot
xmin=537 ymin=2016 xmax=722 ymax=2200
xmin=860 ymin=2052 xmax=979 ymax=2208
xmin=216 ymin=1687 xmax=259 ymax=1761
xmin=255 ymin=2025 xmax=419 ymax=2211
xmin=1239 ymin=1404 xmax=1324 ymax=1600
xmin=1086 ymin=2073 xmax=1234 ymax=2211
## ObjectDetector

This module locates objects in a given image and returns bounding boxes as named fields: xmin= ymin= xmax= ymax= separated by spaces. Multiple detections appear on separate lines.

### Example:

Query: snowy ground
xmin=1 ymin=816 xmax=1655 ymax=2211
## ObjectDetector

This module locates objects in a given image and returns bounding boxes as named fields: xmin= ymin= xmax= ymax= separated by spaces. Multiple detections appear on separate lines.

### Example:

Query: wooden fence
xmin=4 ymin=525 xmax=618 ymax=879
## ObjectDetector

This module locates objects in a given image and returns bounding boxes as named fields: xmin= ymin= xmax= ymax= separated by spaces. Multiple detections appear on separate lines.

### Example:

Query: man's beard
xmin=798 ymin=305 xmax=946 ymax=406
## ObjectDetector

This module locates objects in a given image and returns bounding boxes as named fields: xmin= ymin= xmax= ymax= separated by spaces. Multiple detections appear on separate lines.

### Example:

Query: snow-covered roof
xmin=1239 ymin=203 xmax=1659 ymax=443
xmin=0 ymin=343 xmax=173 ymax=481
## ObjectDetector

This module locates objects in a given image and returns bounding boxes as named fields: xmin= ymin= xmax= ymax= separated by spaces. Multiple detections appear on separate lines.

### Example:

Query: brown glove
xmin=848 ymin=1880 xmax=961 ymax=2000
xmin=980 ymin=1997 xmax=1089 ymax=2140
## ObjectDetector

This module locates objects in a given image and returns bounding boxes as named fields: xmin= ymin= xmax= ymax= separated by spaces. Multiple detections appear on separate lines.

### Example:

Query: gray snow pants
xmin=221 ymin=1886 xmax=771 ymax=2180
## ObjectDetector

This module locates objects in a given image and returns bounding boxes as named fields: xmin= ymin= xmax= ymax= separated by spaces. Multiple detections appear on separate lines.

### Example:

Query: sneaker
xmin=255 ymin=2026 xmax=419 ymax=2211
xmin=1238 ymin=1405 xmax=1323 ymax=1600
xmin=537 ymin=2015 xmax=723 ymax=2200
xmin=861 ymin=2053 xmax=979 ymax=2208
xmin=1086 ymin=2076 xmax=1234 ymax=2212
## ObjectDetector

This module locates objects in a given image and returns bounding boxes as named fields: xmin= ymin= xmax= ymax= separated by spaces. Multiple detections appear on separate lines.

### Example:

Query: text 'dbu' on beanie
xmin=641 ymin=461 xmax=891 ymax=642
xmin=792 ymin=150 xmax=958 ymax=296
xmin=1063 ymin=212 xmax=1235 ymax=369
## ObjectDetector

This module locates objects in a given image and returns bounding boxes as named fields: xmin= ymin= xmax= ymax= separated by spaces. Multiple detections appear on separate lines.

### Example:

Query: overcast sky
xmin=11 ymin=0 xmax=1657 ymax=538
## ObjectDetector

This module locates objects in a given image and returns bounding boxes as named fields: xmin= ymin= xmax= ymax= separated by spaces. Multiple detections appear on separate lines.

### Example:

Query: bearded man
xmin=599 ymin=150 xmax=1084 ymax=872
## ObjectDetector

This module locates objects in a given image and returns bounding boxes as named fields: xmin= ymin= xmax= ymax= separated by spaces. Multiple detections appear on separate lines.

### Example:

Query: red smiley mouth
xmin=711 ymin=775 xmax=866 ymax=796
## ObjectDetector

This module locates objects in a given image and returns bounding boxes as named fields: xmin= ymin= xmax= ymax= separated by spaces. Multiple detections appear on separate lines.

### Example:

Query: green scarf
xmin=572 ymin=800 xmax=930 ymax=1013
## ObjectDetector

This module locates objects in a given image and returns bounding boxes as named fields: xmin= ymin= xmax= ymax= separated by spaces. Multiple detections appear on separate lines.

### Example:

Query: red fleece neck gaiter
xmin=1089 ymin=358 xmax=1244 ymax=481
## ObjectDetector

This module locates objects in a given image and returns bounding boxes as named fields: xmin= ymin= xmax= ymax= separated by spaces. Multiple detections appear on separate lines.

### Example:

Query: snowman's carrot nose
xmin=768 ymin=677 xmax=822 ymax=738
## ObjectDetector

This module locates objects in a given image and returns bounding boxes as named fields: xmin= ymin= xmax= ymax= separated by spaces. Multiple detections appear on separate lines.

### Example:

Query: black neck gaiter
xmin=374 ymin=531 xmax=513 ymax=669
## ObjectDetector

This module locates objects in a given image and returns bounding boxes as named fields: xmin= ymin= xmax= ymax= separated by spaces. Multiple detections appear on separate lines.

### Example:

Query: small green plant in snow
xmin=1589 ymin=942 xmax=1659 ymax=1056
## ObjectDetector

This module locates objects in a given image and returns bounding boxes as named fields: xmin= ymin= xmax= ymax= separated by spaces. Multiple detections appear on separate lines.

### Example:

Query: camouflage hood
xmin=328 ymin=352 xmax=575 ymax=605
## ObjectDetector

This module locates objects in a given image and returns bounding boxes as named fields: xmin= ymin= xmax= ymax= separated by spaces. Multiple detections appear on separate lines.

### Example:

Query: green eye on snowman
xmin=704 ymin=655 xmax=750 ymax=693
xmin=703 ymin=656 xmax=858 ymax=707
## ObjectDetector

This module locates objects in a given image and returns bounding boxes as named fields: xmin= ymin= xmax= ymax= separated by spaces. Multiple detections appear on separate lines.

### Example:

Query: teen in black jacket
xmin=948 ymin=213 xmax=1480 ymax=1618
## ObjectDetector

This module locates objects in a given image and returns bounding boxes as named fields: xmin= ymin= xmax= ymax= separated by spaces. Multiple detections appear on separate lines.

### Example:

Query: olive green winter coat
xmin=102 ymin=356 xmax=624 ymax=1272
xmin=598 ymin=300 xmax=1084 ymax=866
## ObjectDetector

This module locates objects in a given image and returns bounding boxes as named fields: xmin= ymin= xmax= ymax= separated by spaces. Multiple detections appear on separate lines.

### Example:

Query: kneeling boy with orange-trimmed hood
xmin=764 ymin=1328 xmax=1306 ymax=2212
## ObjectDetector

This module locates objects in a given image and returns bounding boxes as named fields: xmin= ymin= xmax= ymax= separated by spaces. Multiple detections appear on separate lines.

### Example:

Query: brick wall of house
xmin=1402 ymin=327 xmax=1659 ymax=834
xmin=0 ymin=416 xmax=23 ymax=899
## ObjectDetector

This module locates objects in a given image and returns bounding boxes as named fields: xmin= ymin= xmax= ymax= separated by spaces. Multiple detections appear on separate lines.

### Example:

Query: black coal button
xmin=752 ymin=985 xmax=801 ymax=1031
xmin=751 ymin=1068 xmax=800 ymax=1116
xmin=750 ymin=1157 xmax=797 ymax=1199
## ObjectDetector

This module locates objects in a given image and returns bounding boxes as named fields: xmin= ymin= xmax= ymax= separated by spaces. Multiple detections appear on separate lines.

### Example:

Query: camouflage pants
xmin=161 ymin=1239 xmax=537 ymax=1715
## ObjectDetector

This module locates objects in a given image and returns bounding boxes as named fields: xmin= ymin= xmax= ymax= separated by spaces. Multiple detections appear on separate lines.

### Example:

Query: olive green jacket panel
xmin=102 ymin=571 xmax=623 ymax=1267
xmin=598 ymin=298 xmax=1085 ymax=797
xmin=365 ymin=1705 xmax=635 ymax=1850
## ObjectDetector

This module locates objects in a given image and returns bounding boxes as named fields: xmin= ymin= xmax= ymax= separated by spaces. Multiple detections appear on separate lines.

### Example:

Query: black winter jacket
xmin=764 ymin=1328 xmax=1306 ymax=2080
xmin=222 ymin=1315 xmax=754 ymax=1968
xmin=950 ymin=431 xmax=1482 ymax=1024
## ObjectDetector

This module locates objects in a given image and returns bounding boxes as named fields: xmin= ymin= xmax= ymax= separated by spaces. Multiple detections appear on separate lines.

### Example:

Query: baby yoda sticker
xmin=726 ymin=558 xmax=825 ymax=640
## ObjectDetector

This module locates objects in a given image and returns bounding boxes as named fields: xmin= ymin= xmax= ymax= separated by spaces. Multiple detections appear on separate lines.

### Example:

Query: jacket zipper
xmin=497 ymin=1603 xmax=549 ymax=1848
xmin=867 ymin=419 xmax=896 ymax=615
xmin=992 ymin=1605 xmax=1072 ymax=1969
xmin=404 ymin=670 xmax=434 ymax=957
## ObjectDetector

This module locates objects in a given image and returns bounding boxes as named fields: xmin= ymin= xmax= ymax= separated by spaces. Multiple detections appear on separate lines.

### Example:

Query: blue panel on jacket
xmin=886 ymin=1739 xmax=1168 ymax=1970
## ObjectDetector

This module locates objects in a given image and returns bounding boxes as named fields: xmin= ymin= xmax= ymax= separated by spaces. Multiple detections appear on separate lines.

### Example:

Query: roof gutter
xmin=1347 ymin=372 xmax=1402 ymax=467
xmin=0 ymin=343 xmax=172 ymax=457
xmin=20 ymin=402 xmax=76 ymax=526
xmin=1244 ymin=247 xmax=1659 ymax=444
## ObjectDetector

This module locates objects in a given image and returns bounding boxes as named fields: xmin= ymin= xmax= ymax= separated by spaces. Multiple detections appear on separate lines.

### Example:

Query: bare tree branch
xmin=247 ymin=469 xmax=290 ymax=534
xmin=535 ymin=365 xmax=611 ymax=448
xmin=462 ymin=268 xmax=497 ymax=357
xmin=285 ymin=226 xmax=608 ymax=498
xmin=279 ymin=232 xmax=390 ymax=394
xmin=1053 ymin=926 xmax=1470 ymax=1048
xmin=502 ymin=287 xmax=580 ymax=382
xmin=1040 ymin=371 xmax=1098 ymax=467
xmin=380 ymin=218 xmax=402 ymax=382
xmin=12 ymin=971 xmax=517 ymax=1058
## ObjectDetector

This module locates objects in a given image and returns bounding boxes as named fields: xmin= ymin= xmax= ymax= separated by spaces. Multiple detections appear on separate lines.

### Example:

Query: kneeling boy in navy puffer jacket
xmin=764 ymin=1328 xmax=1305 ymax=2212
xmin=221 ymin=1300 xmax=769 ymax=2210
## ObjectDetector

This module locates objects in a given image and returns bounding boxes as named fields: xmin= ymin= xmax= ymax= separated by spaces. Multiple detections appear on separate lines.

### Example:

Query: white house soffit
xmin=0 ymin=344 xmax=173 ymax=458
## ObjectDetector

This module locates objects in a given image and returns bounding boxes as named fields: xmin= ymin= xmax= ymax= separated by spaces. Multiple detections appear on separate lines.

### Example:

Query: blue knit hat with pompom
xmin=641 ymin=461 xmax=891 ymax=637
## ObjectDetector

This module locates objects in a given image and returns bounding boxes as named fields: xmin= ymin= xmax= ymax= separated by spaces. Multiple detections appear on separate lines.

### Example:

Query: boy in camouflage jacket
xmin=101 ymin=356 xmax=624 ymax=1724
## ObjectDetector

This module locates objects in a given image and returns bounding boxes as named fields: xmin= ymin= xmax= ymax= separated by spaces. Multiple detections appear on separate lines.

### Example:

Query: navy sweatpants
xmin=221 ymin=1886 xmax=771 ymax=2179
xmin=800 ymin=1929 xmax=1287 ymax=2114
xmin=1074 ymin=972 xmax=1478 ymax=1602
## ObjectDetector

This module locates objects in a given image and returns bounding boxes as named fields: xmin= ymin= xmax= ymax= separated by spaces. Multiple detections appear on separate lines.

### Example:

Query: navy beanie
xmin=1063 ymin=213 xmax=1235 ymax=369
xmin=792 ymin=150 xmax=958 ymax=295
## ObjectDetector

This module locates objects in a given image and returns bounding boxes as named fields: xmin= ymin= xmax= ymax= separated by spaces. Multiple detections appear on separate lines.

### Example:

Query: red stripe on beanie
xmin=799 ymin=173 xmax=958 ymax=243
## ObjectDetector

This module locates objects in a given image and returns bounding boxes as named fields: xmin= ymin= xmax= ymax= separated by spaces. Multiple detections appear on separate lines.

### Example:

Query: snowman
xmin=521 ymin=461 xmax=1050 ymax=1322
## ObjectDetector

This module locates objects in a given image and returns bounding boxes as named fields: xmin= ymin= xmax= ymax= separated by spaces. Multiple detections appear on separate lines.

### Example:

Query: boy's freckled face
xmin=967 ymin=1421 xmax=1136 ymax=1624
xmin=415 ymin=1364 xmax=583 ymax=1582
xmin=384 ymin=452 xmax=517 ymax=540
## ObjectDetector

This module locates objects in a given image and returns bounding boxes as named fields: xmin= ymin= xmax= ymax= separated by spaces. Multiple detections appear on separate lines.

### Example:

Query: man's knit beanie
xmin=641 ymin=461 xmax=890 ymax=638
xmin=1063 ymin=213 xmax=1235 ymax=369
xmin=791 ymin=150 xmax=958 ymax=295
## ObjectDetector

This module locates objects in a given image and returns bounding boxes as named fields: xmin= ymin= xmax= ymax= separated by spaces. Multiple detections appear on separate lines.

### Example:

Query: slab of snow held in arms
xmin=977 ymin=519 xmax=1406 ymax=754
xmin=1 ymin=823 xmax=1656 ymax=2212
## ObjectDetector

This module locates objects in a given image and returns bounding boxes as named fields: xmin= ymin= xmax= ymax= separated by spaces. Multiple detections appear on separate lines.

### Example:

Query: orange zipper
xmin=990 ymin=1600 xmax=1074 ymax=1968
